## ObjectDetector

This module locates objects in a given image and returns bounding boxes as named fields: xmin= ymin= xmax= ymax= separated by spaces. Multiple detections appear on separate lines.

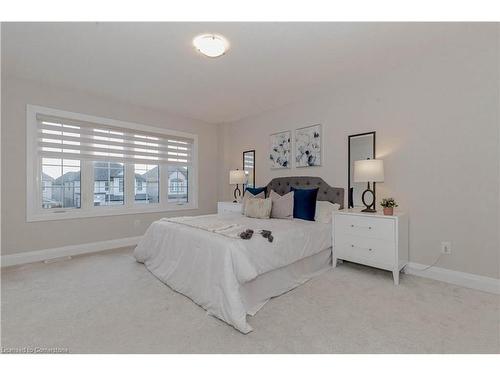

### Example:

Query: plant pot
xmin=383 ymin=207 xmax=394 ymax=216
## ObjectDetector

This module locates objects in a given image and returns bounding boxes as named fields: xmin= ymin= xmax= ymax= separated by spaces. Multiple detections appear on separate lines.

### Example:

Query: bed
xmin=134 ymin=177 xmax=344 ymax=333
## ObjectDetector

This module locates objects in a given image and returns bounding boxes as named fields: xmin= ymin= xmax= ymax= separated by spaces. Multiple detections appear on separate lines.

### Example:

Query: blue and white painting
xmin=269 ymin=130 xmax=291 ymax=169
xmin=295 ymin=124 xmax=321 ymax=167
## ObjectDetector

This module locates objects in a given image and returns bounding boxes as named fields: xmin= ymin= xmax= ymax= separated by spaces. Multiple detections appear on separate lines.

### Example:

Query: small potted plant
xmin=380 ymin=198 xmax=398 ymax=215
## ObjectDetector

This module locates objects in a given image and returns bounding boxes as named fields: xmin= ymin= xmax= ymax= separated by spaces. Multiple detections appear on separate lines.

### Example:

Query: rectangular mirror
xmin=243 ymin=150 xmax=255 ymax=189
xmin=348 ymin=132 xmax=375 ymax=208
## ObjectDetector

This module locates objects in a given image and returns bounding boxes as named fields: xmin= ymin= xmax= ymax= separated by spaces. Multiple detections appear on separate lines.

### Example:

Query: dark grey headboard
xmin=266 ymin=176 xmax=344 ymax=209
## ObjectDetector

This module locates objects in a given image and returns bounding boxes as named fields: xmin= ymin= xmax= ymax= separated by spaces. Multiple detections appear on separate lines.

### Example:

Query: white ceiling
xmin=2 ymin=22 xmax=469 ymax=123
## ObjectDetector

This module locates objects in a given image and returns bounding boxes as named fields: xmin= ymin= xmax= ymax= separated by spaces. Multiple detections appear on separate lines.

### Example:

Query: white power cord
xmin=418 ymin=254 xmax=443 ymax=271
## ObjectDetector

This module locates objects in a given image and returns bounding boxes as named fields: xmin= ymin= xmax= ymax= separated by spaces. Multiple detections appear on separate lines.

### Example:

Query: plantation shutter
xmin=36 ymin=114 xmax=193 ymax=165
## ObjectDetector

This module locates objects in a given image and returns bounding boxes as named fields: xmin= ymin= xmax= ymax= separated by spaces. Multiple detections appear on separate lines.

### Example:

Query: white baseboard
xmin=406 ymin=262 xmax=500 ymax=295
xmin=1 ymin=236 xmax=142 ymax=267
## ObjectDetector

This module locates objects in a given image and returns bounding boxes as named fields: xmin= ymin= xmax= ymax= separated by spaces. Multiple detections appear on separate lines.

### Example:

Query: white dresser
xmin=333 ymin=209 xmax=408 ymax=285
xmin=217 ymin=201 xmax=243 ymax=214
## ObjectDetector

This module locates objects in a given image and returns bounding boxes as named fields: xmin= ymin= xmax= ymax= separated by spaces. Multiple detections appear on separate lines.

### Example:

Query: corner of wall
xmin=216 ymin=123 xmax=226 ymax=202
xmin=0 ymin=22 xmax=3 ymax=257
xmin=497 ymin=23 xmax=500 ymax=279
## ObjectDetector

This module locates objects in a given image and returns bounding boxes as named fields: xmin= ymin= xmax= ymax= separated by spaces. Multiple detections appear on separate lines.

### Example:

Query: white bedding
xmin=162 ymin=215 xmax=245 ymax=239
xmin=134 ymin=213 xmax=332 ymax=333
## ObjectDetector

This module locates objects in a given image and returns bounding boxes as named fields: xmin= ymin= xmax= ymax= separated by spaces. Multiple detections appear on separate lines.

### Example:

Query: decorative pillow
xmin=245 ymin=186 xmax=266 ymax=196
xmin=241 ymin=190 xmax=265 ymax=214
xmin=244 ymin=198 xmax=272 ymax=219
xmin=269 ymin=190 xmax=294 ymax=219
xmin=314 ymin=201 xmax=341 ymax=223
xmin=291 ymin=187 xmax=319 ymax=221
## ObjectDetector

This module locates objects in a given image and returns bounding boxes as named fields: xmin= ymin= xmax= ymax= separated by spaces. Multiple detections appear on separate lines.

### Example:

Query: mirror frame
xmin=348 ymin=131 xmax=376 ymax=209
xmin=243 ymin=149 xmax=256 ymax=189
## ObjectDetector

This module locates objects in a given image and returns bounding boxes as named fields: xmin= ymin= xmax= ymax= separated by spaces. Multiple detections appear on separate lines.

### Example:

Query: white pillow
xmin=241 ymin=190 xmax=265 ymax=214
xmin=314 ymin=201 xmax=341 ymax=223
xmin=244 ymin=197 xmax=272 ymax=219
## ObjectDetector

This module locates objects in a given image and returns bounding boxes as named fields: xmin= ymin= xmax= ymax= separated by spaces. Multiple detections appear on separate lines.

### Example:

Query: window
xmin=93 ymin=162 xmax=124 ymax=206
xmin=27 ymin=105 xmax=198 ymax=221
xmin=168 ymin=166 xmax=188 ymax=204
xmin=41 ymin=158 xmax=81 ymax=209
xmin=135 ymin=164 xmax=159 ymax=204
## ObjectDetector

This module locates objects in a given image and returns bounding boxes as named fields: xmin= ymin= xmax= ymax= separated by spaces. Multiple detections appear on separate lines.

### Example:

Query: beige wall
xmin=498 ymin=24 xmax=500 ymax=283
xmin=0 ymin=25 xmax=2 ymax=257
xmin=1 ymin=77 xmax=219 ymax=255
xmin=220 ymin=25 xmax=500 ymax=278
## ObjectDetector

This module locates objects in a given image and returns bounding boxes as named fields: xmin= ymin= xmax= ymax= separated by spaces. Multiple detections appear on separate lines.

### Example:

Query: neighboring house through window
xmin=168 ymin=166 xmax=188 ymax=203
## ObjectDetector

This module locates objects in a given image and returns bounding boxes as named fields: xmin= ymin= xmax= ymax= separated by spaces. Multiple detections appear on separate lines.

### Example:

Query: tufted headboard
xmin=266 ymin=176 xmax=344 ymax=209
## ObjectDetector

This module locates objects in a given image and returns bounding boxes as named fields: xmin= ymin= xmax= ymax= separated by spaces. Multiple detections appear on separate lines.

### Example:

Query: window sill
xmin=26 ymin=203 xmax=199 ymax=222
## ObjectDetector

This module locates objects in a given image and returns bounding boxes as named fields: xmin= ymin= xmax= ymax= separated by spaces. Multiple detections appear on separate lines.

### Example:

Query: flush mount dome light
xmin=193 ymin=34 xmax=229 ymax=58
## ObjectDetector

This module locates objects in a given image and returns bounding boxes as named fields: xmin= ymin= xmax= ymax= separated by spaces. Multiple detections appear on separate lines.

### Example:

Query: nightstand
xmin=217 ymin=201 xmax=243 ymax=214
xmin=333 ymin=209 xmax=409 ymax=285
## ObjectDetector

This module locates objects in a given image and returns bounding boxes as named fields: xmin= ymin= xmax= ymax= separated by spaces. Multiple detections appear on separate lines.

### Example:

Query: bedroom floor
xmin=1 ymin=247 xmax=499 ymax=354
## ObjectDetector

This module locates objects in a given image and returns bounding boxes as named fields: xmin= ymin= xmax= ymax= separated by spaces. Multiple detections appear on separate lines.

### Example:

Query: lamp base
xmin=233 ymin=184 xmax=242 ymax=202
xmin=361 ymin=185 xmax=376 ymax=213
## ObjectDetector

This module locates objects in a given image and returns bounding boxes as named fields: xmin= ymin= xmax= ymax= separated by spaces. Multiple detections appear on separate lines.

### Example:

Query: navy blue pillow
xmin=291 ymin=187 xmax=318 ymax=221
xmin=246 ymin=186 xmax=266 ymax=196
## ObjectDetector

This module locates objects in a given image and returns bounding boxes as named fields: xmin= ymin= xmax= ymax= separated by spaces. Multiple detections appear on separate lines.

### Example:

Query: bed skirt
xmin=240 ymin=248 xmax=332 ymax=316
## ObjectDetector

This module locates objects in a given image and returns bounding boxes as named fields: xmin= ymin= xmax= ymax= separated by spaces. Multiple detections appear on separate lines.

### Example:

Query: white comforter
xmin=134 ymin=213 xmax=331 ymax=333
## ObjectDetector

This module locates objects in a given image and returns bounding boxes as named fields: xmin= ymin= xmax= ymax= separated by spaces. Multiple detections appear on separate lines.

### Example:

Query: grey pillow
xmin=269 ymin=189 xmax=294 ymax=219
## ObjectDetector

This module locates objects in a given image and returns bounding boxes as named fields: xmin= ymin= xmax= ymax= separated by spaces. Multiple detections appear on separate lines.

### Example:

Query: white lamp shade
xmin=229 ymin=170 xmax=247 ymax=185
xmin=353 ymin=159 xmax=384 ymax=183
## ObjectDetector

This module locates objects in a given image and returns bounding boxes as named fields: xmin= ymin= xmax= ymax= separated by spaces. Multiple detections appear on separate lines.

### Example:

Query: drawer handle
xmin=350 ymin=224 xmax=373 ymax=230
xmin=350 ymin=244 xmax=374 ymax=252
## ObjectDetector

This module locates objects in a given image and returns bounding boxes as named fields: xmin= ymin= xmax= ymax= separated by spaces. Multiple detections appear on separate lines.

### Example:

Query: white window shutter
xmin=37 ymin=114 xmax=194 ymax=166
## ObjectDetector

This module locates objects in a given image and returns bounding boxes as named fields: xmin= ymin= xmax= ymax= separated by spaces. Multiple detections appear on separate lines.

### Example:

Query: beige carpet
xmin=1 ymin=247 xmax=499 ymax=354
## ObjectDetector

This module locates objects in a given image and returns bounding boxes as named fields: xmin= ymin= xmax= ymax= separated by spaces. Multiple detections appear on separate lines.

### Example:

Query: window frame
xmin=26 ymin=105 xmax=198 ymax=222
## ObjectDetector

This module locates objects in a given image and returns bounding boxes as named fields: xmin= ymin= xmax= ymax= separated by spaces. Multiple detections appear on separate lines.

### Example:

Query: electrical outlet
xmin=441 ymin=241 xmax=452 ymax=255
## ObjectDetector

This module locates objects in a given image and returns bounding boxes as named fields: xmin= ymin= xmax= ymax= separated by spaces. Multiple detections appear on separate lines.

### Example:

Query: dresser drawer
xmin=334 ymin=214 xmax=394 ymax=241
xmin=335 ymin=234 xmax=395 ymax=266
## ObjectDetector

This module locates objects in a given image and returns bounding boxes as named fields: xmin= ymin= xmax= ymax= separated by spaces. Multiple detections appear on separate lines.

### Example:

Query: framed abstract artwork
xmin=269 ymin=130 xmax=291 ymax=169
xmin=295 ymin=124 xmax=321 ymax=167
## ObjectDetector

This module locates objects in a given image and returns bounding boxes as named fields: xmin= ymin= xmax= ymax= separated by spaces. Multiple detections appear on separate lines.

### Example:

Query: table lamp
xmin=353 ymin=159 xmax=384 ymax=212
xmin=229 ymin=169 xmax=247 ymax=202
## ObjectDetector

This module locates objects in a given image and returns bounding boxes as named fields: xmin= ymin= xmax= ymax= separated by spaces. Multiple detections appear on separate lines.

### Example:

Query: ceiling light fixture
xmin=193 ymin=34 xmax=229 ymax=58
